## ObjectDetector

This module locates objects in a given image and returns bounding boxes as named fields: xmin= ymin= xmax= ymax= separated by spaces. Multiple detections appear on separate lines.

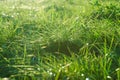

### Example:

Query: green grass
xmin=0 ymin=0 xmax=120 ymax=80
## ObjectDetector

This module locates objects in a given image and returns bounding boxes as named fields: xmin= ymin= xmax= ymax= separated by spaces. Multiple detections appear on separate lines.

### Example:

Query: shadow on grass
xmin=43 ymin=40 xmax=82 ymax=55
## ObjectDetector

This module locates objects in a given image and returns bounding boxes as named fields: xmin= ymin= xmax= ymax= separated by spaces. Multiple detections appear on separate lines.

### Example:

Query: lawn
xmin=0 ymin=0 xmax=120 ymax=80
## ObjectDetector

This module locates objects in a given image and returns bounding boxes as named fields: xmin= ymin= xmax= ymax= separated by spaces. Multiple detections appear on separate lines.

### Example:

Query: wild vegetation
xmin=0 ymin=0 xmax=120 ymax=80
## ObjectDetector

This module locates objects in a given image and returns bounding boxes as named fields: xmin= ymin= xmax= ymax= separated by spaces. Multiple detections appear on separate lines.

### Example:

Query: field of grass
xmin=0 ymin=0 xmax=120 ymax=80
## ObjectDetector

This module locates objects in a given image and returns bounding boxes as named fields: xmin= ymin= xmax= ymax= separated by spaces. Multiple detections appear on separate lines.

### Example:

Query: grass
xmin=0 ymin=0 xmax=120 ymax=80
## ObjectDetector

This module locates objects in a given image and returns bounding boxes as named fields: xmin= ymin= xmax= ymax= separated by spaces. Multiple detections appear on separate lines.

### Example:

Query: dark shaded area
xmin=0 ymin=64 xmax=18 ymax=78
xmin=43 ymin=40 xmax=82 ymax=55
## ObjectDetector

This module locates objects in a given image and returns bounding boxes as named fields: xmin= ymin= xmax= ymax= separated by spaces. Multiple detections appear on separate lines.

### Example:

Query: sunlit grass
xmin=0 ymin=0 xmax=120 ymax=80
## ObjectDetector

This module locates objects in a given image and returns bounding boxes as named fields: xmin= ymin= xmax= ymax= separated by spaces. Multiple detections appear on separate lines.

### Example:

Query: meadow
xmin=0 ymin=0 xmax=120 ymax=80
